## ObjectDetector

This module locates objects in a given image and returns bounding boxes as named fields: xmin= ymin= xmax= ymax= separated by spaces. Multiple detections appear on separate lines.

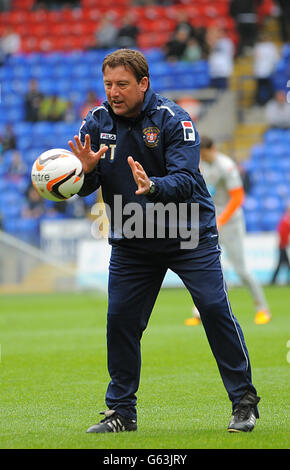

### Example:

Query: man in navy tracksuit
xmin=69 ymin=49 xmax=260 ymax=433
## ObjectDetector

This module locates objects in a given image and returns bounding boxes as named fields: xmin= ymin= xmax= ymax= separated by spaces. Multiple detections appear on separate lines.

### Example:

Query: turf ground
xmin=0 ymin=286 xmax=289 ymax=450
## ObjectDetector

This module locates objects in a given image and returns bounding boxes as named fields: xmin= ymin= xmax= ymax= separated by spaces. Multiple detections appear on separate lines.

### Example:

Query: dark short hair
xmin=200 ymin=136 xmax=214 ymax=149
xmin=102 ymin=49 xmax=150 ymax=88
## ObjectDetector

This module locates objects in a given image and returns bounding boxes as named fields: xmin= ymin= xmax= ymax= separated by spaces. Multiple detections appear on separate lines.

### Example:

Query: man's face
xmin=103 ymin=65 xmax=148 ymax=118
xmin=200 ymin=147 xmax=216 ymax=163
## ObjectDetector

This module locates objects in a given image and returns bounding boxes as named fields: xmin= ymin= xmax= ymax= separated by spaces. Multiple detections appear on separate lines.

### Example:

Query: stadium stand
xmin=242 ymin=127 xmax=290 ymax=232
xmin=0 ymin=0 xmax=286 ymax=245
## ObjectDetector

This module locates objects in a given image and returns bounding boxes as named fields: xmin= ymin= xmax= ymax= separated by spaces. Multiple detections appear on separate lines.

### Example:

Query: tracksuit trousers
xmin=105 ymin=240 xmax=257 ymax=421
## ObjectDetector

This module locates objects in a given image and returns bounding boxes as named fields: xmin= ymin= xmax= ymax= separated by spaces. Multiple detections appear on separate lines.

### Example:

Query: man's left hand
xmin=128 ymin=156 xmax=151 ymax=195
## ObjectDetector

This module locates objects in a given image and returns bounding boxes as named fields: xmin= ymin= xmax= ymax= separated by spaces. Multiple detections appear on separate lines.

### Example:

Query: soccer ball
xmin=31 ymin=148 xmax=84 ymax=202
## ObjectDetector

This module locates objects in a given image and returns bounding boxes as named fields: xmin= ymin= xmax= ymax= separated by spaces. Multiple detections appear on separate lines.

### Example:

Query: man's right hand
xmin=68 ymin=134 xmax=108 ymax=174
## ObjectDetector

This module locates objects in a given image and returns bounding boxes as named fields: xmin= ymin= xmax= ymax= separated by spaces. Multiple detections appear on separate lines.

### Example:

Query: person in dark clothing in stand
xmin=275 ymin=0 xmax=290 ymax=42
xmin=24 ymin=79 xmax=44 ymax=122
xmin=230 ymin=0 xmax=262 ymax=56
xmin=164 ymin=29 xmax=190 ymax=61
xmin=116 ymin=13 xmax=140 ymax=49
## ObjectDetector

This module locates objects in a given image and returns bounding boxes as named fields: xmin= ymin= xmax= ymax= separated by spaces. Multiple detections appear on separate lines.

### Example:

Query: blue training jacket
xmin=78 ymin=87 xmax=218 ymax=252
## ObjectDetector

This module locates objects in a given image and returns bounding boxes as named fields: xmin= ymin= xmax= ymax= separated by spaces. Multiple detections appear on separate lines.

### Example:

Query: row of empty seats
xmin=242 ymin=129 xmax=290 ymax=232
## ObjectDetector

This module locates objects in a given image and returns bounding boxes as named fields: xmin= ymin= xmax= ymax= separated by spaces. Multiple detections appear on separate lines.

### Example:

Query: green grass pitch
xmin=0 ymin=286 xmax=289 ymax=449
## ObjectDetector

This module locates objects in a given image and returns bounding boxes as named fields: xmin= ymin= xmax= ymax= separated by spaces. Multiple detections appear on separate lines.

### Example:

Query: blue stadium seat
xmin=5 ymin=54 xmax=26 ymax=66
xmin=24 ymin=53 xmax=44 ymax=66
xmin=1 ymin=216 xmax=19 ymax=234
xmin=264 ymin=128 xmax=284 ymax=144
xmin=31 ymin=64 xmax=53 ymax=80
xmin=70 ymin=78 xmax=95 ymax=93
xmin=12 ymin=64 xmax=31 ymax=80
xmin=32 ymin=121 xmax=54 ymax=136
xmin=169 ymin=62 xmax=193 ymax=75
xmin=279 ymin=158 xmax=290 ymax=171
xmin=0 ymin=163 xmax=7 ymax=176
xmin=52 ymin=122 xmax=72 ymax=135
xmin=13 ymin=122 xmax=33 ymax=137
xmin=14 ymin=176 xmax=30 ymax=194
xmin=150 ymin=62 xmax=172 ymax=77
xmin=243 ymin=195 xmax=260 ymax=211
xmin=266 ymin=144 xmax=288 ymax=159
xmin=38 ymin=78 xmax=57 ymax=95
xmin=284 ymin=131 xmax=290 ymax=145
xmin=264 ymin=170 xmax=284 ymax=184
xmin=1 ymin=81 xmax=14 ymax=95
xmin=91 ymin=81 xmax=106 ymax=97
xmin=261 ymin=195 xmax=284 ymax=212
xmin=249 ymin=184 xmax=267 ymax=198
xmin=0 ymin=191 xmax=25 ymax=211
xmin=194 ymin=74 xmax=210 ymax=88
xmin=244 ymin=210 xmax=261 ymax=232
xmin=275 ymin=182 xmax=290 ymax=199
xmin=40 ymin=134 xmax=61 ymax=148
xmin=158 ymin=75 xmax=176 ymax=90
xmin=11 ymin=79 xmax=29 ymax=94
xmin=248 ymin=168 xmax=265 ymax=184
xmin=0 ymin=178 xmax=11 ymax=192
xmin=63 ymin=122 xmax=79 ymax=135
xmin=0 ymin=202 xmax=23 ymax=218
xmin=242 ymin=159 xmax=259 ymax=172
xmin=2 ymin=149 xmax=17 ymax=166
xmin=2 ymin=105 xmax=24 ymax=122
xmin=77 ymin=50 xmax=104 ymax=65
xmin=192 ymin=60 xmax=209 ymax=73
xmin=43 ymin=52 xmax=65 ymax=65
xmin=17 ymin=134 xmax=34 ymax=151
xmin=144 ymin=48 xmax=165 ymax=63
xmin=50 ymin=63 xmax=72 ymax=79
xmin=53 ymin=79 xmax=72 ymax=96
xmin=71 ymin=63 xmax=91 ymax=78
xmin=172 ymin=73 xmax=194 ymax=90
xmin=0 ymin=67 xmax=14 ymax=81
xmin=260 ymin=210 xmax=283 ymax=231
xmin=65 ymin=50 xmax=86 ymax=64
xmin=16 ymin=217 xmax=40 ymax=245
xmin=250 ymin=144 xmax=265 ymax=160
xmin=3 ymin=92 xmax=24 ymax=108
xmin=281 ymin=43 xmax=290 ymax=58
xmin=24 ymin=148 xmax=43 ymax=164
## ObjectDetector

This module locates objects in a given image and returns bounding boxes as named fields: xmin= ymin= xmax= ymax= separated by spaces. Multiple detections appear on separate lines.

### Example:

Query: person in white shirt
xmin=253 ymin=34 xmax=280 ymax=105
xmin=185 ymin=136 xmax=271 ymax=326
xmin=207 ymin=27 xmax=235 ymax=90
xmin=265 ymin=90 xmax=290 ymax=129
xmin=0 ymin=26 xmax=21 ymax=64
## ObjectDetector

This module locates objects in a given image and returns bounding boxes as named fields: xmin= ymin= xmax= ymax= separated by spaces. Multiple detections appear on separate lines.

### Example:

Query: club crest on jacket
xmin=143 ymin=127 xmax=160 ymax=148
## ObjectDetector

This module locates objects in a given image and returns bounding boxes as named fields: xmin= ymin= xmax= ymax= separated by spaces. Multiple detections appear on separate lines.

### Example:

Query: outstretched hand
xmin=127 ymin=156 xmax=151 ymax=195
xmin=68 ymin=134 xmax=108 ymax=174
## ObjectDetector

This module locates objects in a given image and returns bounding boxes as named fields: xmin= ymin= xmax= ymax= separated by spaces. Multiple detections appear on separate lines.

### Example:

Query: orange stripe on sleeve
xmin=217 ymin=186 xmax=245 ymax=227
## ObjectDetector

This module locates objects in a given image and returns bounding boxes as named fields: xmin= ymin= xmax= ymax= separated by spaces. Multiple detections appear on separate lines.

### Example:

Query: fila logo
xmin=100 ymin=132 xmax=116 ymax=140
xmin=181 ymin=121 xmax=195 ymax=141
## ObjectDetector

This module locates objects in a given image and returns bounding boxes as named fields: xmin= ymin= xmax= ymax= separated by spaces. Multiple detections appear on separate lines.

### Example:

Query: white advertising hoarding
xmin=76 ymin=233 xmax=287 ymax=290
